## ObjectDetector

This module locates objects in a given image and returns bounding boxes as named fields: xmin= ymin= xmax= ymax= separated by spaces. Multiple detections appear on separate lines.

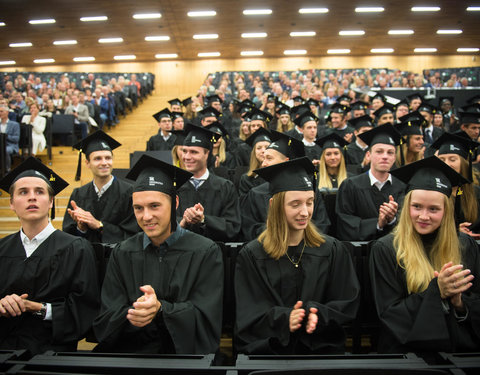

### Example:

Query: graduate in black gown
xmin=146 ymin=108 xmax=176 ymax=151
xmin=177 ymin=123 xmax=241 ymax=241
xmin=206 ymin=122 xmax=237 ymax=170
xmin=235 ymin=157 xmax=360 ymax=354
xmin=336 ymin=124 xmax=406 ymax=241
xmin=240 ymin=131 xmax=330 ymax=241
xmin=370 ymin=157 xmax=480 ymax=353
xmin=93 ymin=155 xmax=223 ymax=354
xmin=63 ymin=131 xmax=140 ymax=244
xmin=0 ymin=157 xmax=99 ymax=355
xmin=316 ymin=133 xmax=350 ymax=190
xmin=345 ymin=115 xmax=374 ymax=171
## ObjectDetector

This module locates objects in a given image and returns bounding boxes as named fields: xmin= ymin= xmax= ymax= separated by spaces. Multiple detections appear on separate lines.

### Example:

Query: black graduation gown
xmin=238 ymin=174 xmax=266 ymax=196
xmin=326 ymin=125 xmax=355 ymax=142
xmin=177 ymin=174 xmax=241 ymax=241
xmin=0 ymin=230 xmax=99 ymax=355
xmin=63 ymin=178 xmax=140 ymax=244
xmin=304 ymin=144 xmax=322 ymax=162
xmin=345 ymin=142 xmax=367 ymax=167
xmin=370 ymin=233 xmax=480 ymax=353
xmin=284 ymin=128 xmax=303 ymax=141
xmin=235 ymin=237 xmax=360 ymax=354
xmin=93 ymin=231 xmax=223 ymax=354
xmin=146 ymin=132 xmax=176 ymax=151
xmin=234 ymin=142 xmax=252 ymax=167
xmin=240 ymin=183 xmax=331 ymax=241
xmin=335 ymin=172 xmax=406 ymax=241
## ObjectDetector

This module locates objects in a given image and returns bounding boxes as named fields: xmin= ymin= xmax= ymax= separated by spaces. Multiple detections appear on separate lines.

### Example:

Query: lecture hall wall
xmin=2 ymin=55 xmax=479 ymax=100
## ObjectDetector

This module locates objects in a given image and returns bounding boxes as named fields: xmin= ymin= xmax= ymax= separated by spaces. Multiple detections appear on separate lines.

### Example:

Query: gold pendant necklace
xmin=285 ymin=240 xmax=306 ymax=268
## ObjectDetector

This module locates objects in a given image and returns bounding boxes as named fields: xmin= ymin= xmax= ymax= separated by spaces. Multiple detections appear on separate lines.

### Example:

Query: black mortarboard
xmin=305 ymin=98 xmax=320 ymax=107
xmin=358 ymin=123 xmax=402 ymax=148
xmin=418 ymin=102 xmax=437 ymax=114
xmin=371 ymin=92 xmax=386 ymax=103
xmin=199 ymin=106 xmax=221 ymax=119
xmin=153 ymin=108 xmax=173 ymax=122
xmin=337 ymin=94 xmax=352 ymax=104
xmin=291 ymin=104 xmax=310 ymax=117
xmin=406 ymin=93 xmax=424 ymax=103
xmin=0 ymin=156 xmax=68 ymax=219
xmin=170 ymin=129 xmax=187 ymax=147
xmin=350 ymin=101 xmax=369 ymax=112
xmin=245 ymin=127 xmax=272 ymax=147
xmin=293 ymin=96 xmax=304 ymax=104
xmin=171 ymin=111 xmax=184 ymax=120
xmin=459 ymin=111 xmax=480 ymax=125
xmin=316 ymin=132 xmax=349 ymax=151
xmin=398 ymin=111 xmax=428 ymax=127
xmin=267 ymin=130 xmax=306 ymax=159
xmin=390 ymin=156 xmax=469 ymax=197
xmin=349 ymin=115 xmax=374 ymax=130
xmin=73 ymin=130 xmax=121 ymax=181
xmin=394 ymin=99 xmax=410 ymax=110
xmin=373 ymin=103 xmax=395 ymax=118
xmin=254 ymin=157 xmax=316 ymax=195
xmin=206 ymin=121 xmax=230 ymax=139
xmin=250 ymin=107 xmax=273 ymax=123
xmin=183 ymin=123 xmax=220 ymax=150
xmin=168 ymin=98 xmax=182 ymax=107
xmin=126 ymin=154 xmax=192 ymax=232
xmin=461 ymin=103 xmax=480 ymax=113
xmin=181 ymin=97 xmax=193 ymax=107
xmin=439 ymin=96 xmax=454 ymax=106
xmin=267 ymin=94 xmax=277 ymax=103
xmin=293 ymin=111 xmax=318 ymax=128
xmin=206 ymin=94 xmax=223 ymax=105
xmin=276 ymin=102 xmax=292 ymax=116
xmin=467 ymin=94 xmax=480 ymax=104
xmin=396 ymin=118 xmax=424 ymax=136
xmin=329 ymin=103 xmax=350 ymax=114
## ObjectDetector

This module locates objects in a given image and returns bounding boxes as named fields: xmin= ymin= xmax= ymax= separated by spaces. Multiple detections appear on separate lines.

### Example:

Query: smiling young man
xmin=147 ymin=108 xmax=176 ymax=151
xmin=63 ymin=131 xmax=140 ymax=244
xmin=0 ymin=157 xmax=99 ymax=355
xmin=93 ymin=154 xmax=223 ymax=354
xmin=336 ymin=124 xmax=406 ymax=241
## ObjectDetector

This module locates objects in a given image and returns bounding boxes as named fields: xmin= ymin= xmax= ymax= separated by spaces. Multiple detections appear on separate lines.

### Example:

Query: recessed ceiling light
xmin=243 ymin=9 xmax=272 ymax=15
xmin=193 ymin=34 xmax=218 ymax=39
xmin=80 ymin=16 xmax=108 ymax=22
xmin=73 ymin=57 xmax=95 ymax=62
xmin=437 ymin=29 xmax=463 ymax=34
xmin=241 ymin=50 xmax=264 ymax=56
xmin=9 ymin=42 xmax=32 ymax=47
xmin=371 ymin=48 xmax=394 ymax=53
xmin=114 ymin=55 xmax=136 ymax=60
xmin=29 ymin=19 xmax=55 ymax=24
xmin=34 ymin=58 xmax=55 ymax=64
xmin=0 ymin=60 xmax=15 ymax=65
xmin=339 ymin=30 xmax=365 ymax=36
xmin=414 ymin=48 xmax=437 ymax=53
xmin=0 ymin=22 xmax=5 ymax=26
xmin=155 ymin=53 xmax=178 ymax=59
xmin=355 ymin=7 xmax=384 ymax=12
xmin=188 ymin=11 xmax=216 ymax=17
xmin=241 ymin=32 xmax=267 ymax=38
xmin=467 ymin=6 xmax=480 ymax=11
xmin=284 ymin=50 xmax=307 ymax=55
xmin=388 ymin=29 xmax=414 ymax=35
xmin=457 ymin=48 xmax=479 ymax=52
xmin=198 ymin=52 xmax=221 ymax=57
xmin=411 ymin=6 xmax=441 ymax=12
xmin=145 ymin=35 xmax=170 ymax=41
xmin=298 ymin=8 xmax=329 ymax=14
xmin=132 ymin=13 xmax=161 ymax=19
xmin=327 ymin=49 xmax=351 ymax=54
xmin=53 ymin=40 xmax=77 ymax=45
xmin=99 ymin=37 xmax=123 ymax=43
xmin=290 ymin=31 xmax=316 ymax=37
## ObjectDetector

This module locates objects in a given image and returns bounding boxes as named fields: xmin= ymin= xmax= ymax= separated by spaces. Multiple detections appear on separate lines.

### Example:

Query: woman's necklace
xmin=285 ymin=240 xmax=306 ymax=268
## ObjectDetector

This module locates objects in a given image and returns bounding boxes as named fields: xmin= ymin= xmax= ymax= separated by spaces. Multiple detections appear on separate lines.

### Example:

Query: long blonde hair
xmin=259 ymin=191 xmax=325 ymax=260
xmin=458 ymin=157 xmax=478 ymax=223
xmin=212 ymin=138 xmax=226 ymax=164
xmin=171 ymin=145 xmax=186 ymax=169
xmin=318 ymin=150 xmax=347 ymax=189
xmin=276 ymin=117 xmax=294 ymax=133
xmin=393 ymin=191 xmax=461 ymax=293
xmin=396 ymin=139 xmax=422 ymax=166
xmin=247 ymin=145 xmax=263 ymax=177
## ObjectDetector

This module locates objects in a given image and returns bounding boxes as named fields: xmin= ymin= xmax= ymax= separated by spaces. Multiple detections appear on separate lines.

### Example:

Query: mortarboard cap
xmin=337 ymin=94 xmax=352 ymax=104
xmin=0 ymin=156 xmax=68 ymax=219
xmin=305 ymin=98 xmax=320 ymax=107
xmin=170 ymin=129 xmax=187 ymax=147
xmin=398 ymin=111 xmax=428 ymax=127
xmin=267 ymin=130 xmax=305 ymax=159
xmin=199 ymin=106 xmax=221 ymax=119
xmin=396 ymin=118 xmax=424 ymax=137
xmin=406 ymin=93 xmax=424 ymax=103
xmin=276 ymin=102 xmax=292 ymax=116
xmin=418 ymin=102 xmax=437 ymax=114
xmin=350 ymin=101 xmax=369 ymax=112
xmin=373 ymin=103 xmax=395 ymax=118
xmin=293 ymin=111 xmax=318 ymax=128
xmin=206 ymin=121 xmax=230 ymax=139
xmin=181 ymin=97 xmax=193 ymax=107
xmin=291 ymin=103 xmax=310 ymax=117
xmin=293 ymin=96 xmax=304 ymax=104
xmin=171 ymin=111 xmax=184 ymax=121
xmin=254 ymin=157 xmax=316 ymax=195
xmin=467 ymin=94 xmax=480 ymax=104
xmin=206 ymin=94 xmax=223 ymax=105
xmin=329 ymin=103 xmax=350 ymax=115
xmin=371 ymin=92 xmax=386 ymax=102
xmin=316 ymin=132 xmax=349 ymax=151
xmin=153 ymin=108 xmax=173 ymax=122
xmin=459 ymin=111 xmax=480 ymax=125
xmin=349 ymin=115 xmax=374 ymax=130
xmin=267 ymin=94 xmax=277 ymax=103
xmin=439 ymin=96 xmax=454 ymax=106
xmin=245 ymin=127 xmax=272 ymax=147
xmin=73 ymin=130 xmax=121 ymax=181
xmin=183 ymin=123 xmax=220 ymax=150
xmin=394 ymin=99 xmax=410 ymax=110
xmin=168 ymin=98 xmax=182 ymax=107
xmin=250 ymin=107 xmax=273 ymax=123
xmin=460 ymin=103 xmax=480 ymax=113
xmin=358 ymin=123 xmax=402 ymax=148
xmin=390 ymin=156 xmax=469 ymax=197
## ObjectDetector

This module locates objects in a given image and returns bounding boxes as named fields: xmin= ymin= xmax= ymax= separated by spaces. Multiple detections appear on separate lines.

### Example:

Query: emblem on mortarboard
xmin=435 ymin=177 xmax=448 ymax=189
xmin=101 ymin=141 xmax=108 ymax=149
xmin=190 ymin=136 xmax=202 ymax=144
xmin=450 ymin=144 xmax=460 ymax=151
xmin=333 ymin=142 xmax=339 ymax=147
xmin=388 ymin=137 xmax=394 ymax=144
xmin=303 ymin=176 xmax=312 ymax=187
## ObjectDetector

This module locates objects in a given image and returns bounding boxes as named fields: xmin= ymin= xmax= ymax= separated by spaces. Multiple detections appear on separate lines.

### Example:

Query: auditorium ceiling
xmin=0 ymin=0 xmax=479 ymax=67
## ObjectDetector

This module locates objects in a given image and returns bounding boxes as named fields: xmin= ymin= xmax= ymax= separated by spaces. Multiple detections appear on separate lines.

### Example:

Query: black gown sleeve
xmin=62 ymin=188 xmax=81 ymax=236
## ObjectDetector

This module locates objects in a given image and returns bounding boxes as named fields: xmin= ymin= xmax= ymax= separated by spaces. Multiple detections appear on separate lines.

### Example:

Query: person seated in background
xmin=395 ymin=115 xmax=425 ymax=166
xmin=373 ymin=103 xmax=395 ymax=126
xmin=63 ymin=131 xmax=140 ymax=244
xmin=0 ymin=157 xmax=99 ymax=355
xmin=64 ymin=93 xmax=89 ymax=140
xmin=21 ymin=102 xmax=46 ymax=156
xmin=316 ymin=133 xmax=350 ymax=190
xmin=235 ymin=157 xmax=360 ymax=354
xmin=206 ymin=122 xmax=236 ymax=170
xmin=370 ymin=157 xmax=480 ymax=353
xmin=146 ymin=108 xmax=175 ymax=151
xmin=297 ymin=111 xmax=322 ymax=162
xmin=325 ymin=103 xmax=354 ymax=143
xmin=345 ymin=115 xmax=374 ymax=171
xmin=275 ymin=103 xmax=294 ymax=133
xmin=458 ymin=111 xmax=480 ymax=164
xmin=0 ymin=104 xmax=20 ymax=173
xmin=94 ymin=155 xmax=223 ymax=354
xmin=171 ymin=111 xmax=184 ymax=130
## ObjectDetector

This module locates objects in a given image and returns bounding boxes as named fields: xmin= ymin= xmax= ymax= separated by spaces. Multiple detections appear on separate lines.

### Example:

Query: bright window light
xmin=243 ymin=9 xmax=272 ymax=15
xmin=155 ymin=53 xmax=178 ymax=58
xmin=298 ymin=8 xmax=329 ymax=14
xmin=290 ymin=31 xmax=316 ymax=37
xmin=388 ymin=29 xmax=414 ymax=35
xmin=9 ymin=42 xmax=32 ymax=47
xmin=193 ymin=34 xmax=218 ymax=39
xmin=53 ymin=40 xmax=77 ymax=45
xmin=327 ymin=49 xmax=351 ymax=54
xmin=355 ymin=7 xmax=384 ymax=12
xmin=80 ymin=16 xmax=108 ymax=22
xmin=188 ymin=11 xmax=216 ymax=17
xmin=241 ymin=32 xmax=267 ymax=38
xmin=414 ymin=48 xmax=437 ymax=53
xmin=34 ymin=58 xmax=55 ymax=63
xmin=284 ymin=50 xmax=307 ymax=55
xmin=241 ymin=51 xmax=264 ymax=56
xmin=99 ymin=38 xmax=123 ymax=43
xmin=133 ymin=13 xmax=161 ymax=19
xmin=339 ymin=30 xmax=365 ymax=36
xmin=0 ymin=60 xmax=15 ymax=65
xmin=73 ymin=57 xmax=95 ymax=62
xmin=371 ymin=48 xmax=394 ymax=53
xmin=198 ymin=52 xmax=221 ymax=57
xmin=411 ymin=7 xmax=441 ymax=12
xmin=145 ymin=36 xmax=170 ymax=41
xmin=437 ymin=29 xmax=463 ymax=34
xmin=29 ymin=19 xmax=55 ymax=24
xmin=457 ymin=48 xmax=479 ymax=52
xmin=114 ymin=55 xmax=136 ymax=60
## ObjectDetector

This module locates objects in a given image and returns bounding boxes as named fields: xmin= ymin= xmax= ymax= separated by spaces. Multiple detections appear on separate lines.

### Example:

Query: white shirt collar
xmin=368 ymin=170 xmax=392 ymax=191
xmin=190 ymin=169 xmax=209 ymax=187
xmin=303 ymin=139 xmax=316 ymax=147
xmin=93 ymin=175 xmax=114 ymax=198
xmin=425 ymin=124 xmax=434 ymax=132
xmin=355 ymin=139 xmax=368 ymax=151
xmin=20 ymin=222 xmax=56 ymax=258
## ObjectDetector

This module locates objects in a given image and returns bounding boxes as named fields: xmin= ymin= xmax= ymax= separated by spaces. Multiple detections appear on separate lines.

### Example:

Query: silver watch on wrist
xmin=33 ymin=303 xmax=47 ymax=319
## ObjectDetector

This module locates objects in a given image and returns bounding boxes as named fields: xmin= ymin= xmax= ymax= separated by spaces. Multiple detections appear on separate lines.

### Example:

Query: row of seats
xmin=423 ymin=67 xmax=480 ymax=86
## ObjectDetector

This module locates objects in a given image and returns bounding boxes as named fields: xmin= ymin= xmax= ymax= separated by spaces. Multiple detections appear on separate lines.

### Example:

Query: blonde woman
xmin=316 ymin=133 xmax=349 ymax=189
xmin=276 ymin=104 xmax=294 ymax=133
xmin=235 ymin=157 xmax=360 ymax=354
xmin=395 ymin=117 xmax=425 ymax=166
xmin=170 ymin=130 xmax=186 ymax=170
xmin=206 ymin=123 xmax=236 ymax=169
xmin=21 ymin=102 xmax=46 ymax=156
xmin=370 ymin=156 xmax=480 ymax=353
